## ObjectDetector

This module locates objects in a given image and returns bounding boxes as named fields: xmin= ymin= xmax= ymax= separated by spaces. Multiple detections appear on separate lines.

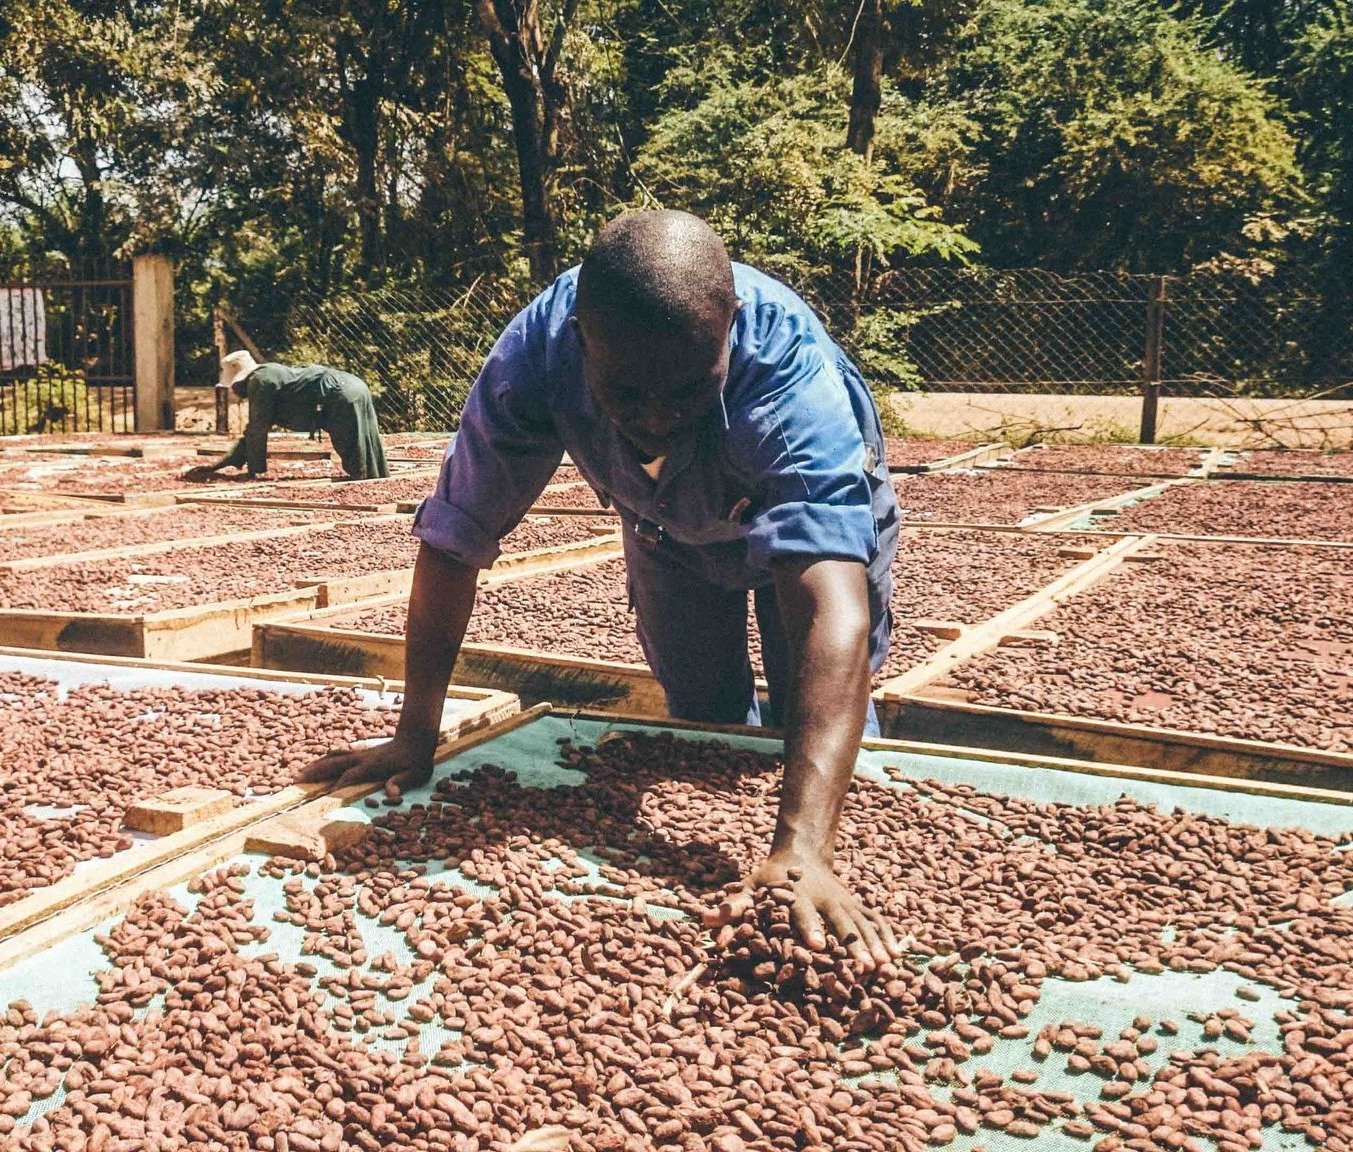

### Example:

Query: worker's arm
xmin=297 ymin=543 xmax=479 ymax=792
xmin=706 ymin=557 xmax=899 ymax=970
xmin=241 ymin=377 xmax=277 ymax=475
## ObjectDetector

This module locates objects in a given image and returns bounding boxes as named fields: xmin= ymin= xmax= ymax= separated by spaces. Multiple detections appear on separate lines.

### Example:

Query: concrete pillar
xmin=133 ymin=254 xmax=175 ymax=431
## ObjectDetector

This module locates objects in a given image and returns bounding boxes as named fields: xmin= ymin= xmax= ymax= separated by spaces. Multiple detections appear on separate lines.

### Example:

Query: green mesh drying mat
xmin=4 ymin=713 xmax=1350 ymax=1148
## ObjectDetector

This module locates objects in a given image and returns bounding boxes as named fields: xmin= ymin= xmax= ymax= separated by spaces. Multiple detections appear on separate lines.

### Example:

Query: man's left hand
xmin=704 ymin=850 xmax=903 ymax=972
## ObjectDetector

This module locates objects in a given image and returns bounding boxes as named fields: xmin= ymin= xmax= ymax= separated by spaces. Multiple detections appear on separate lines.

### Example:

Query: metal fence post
xmin=1140 ymin=274 xmax=1167 ymax=444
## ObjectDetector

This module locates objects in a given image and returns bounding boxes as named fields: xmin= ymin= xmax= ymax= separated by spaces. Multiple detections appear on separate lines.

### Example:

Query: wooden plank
xmin=1194 ymin=446 xmax=1228 ymax=478
xmin=1026 ymin=478 xmax=1187 ymax=532
xmin=140 ymin=587 xmax=323 ymax=661
xmin=244 ymin=812 xmax=372 ymax=861
xmin=0 ymin=702 xmax=545 ymax=971
xmin=124 ymin=787 xmax=236 ymax=835
xmin=0 ymin=611 xmax=149 ymax=657
xmin=255 ymin=619 xmax=671 ymax=715
xmin=304 ymin=566 xmax=414 ymax=610
xmin=892 ymin=441 xmax=1013 ymax=475
xmin=874 ymin=693 xmax=1353 ymax=792
xmin=2 ymin=519 xmax=338 ymax=573
xmin=1095 ymin=528 xmax=1353 ymax=550
xmin=0 ymin=586 xmax=321 ymax=661
xmin=196 ymin=446 xmax=332 ymax=460
xmin=0 ymin=502 xmax=179 ymax=531
xmin=875 ymin=534 xmax=1153 ymax=700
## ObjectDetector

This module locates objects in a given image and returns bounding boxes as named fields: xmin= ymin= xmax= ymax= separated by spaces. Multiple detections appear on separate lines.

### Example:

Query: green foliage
xmin=637 ymin=60 xmax=975 ymax=281
xmin=0 ymin=0 xmax=1347 ymax=426
xmin=1286 ymin=6 xmax=1353 ymax=232
xmin=0 ymin=363 xmax=98 ymax=434
xmin=927 ymin=0 xmax=1302 ymax=269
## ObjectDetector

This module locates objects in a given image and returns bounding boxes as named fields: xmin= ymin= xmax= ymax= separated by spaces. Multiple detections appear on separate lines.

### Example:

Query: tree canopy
xmin=0 ymin=0 xmax=1344 ymax=393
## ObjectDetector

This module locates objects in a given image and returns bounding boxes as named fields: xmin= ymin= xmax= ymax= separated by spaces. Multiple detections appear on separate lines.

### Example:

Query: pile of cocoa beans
xmin=2 ymin=506 xmax=328 ymax=564
xmin=892 ymin=472 xmax=1142 ymax=525
xmin=0 ymin=520 xmax=420 ymax=613
xmin=950 ymin=541 xmax=1353 ymax=751
xmin=1005 ymin=445 xmax=1205 ymax=478
xmin=0 ymin=672 xmax=396 ymax=906
xmin=3 ymin=729 xmax=1350 ymax=1151
xmin=1105 ymin=480 xmax=1353 ymax=542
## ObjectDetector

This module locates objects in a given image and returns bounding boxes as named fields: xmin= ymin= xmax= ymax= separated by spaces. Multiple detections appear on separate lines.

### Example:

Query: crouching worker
xmin=300 ymin=210 xmax=903 ymax=967
xmin=185 ymin=351 xmax=389 ymax=481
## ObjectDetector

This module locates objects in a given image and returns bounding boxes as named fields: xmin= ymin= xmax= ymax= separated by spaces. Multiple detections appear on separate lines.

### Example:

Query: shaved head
xmin=576 ymin=210 xmax=736 ymax=338
xmin=573 ymin=211 xmax=740 ymax=457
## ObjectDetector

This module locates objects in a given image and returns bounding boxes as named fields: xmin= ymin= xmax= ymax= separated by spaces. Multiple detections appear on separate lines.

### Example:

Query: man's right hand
xmin=296 ymin=730 xmax=437 ymax=797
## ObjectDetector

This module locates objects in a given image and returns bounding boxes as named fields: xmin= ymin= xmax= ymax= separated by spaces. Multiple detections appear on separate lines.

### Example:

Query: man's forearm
xmin=395 ymin=543 xmax=480 ymax=748
xmin=771 ymin=559 xmax=871 ymax=864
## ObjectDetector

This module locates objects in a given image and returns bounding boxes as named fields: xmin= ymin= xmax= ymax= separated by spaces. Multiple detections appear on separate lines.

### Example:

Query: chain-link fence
xmin=807 ymin=265 xmax=1353 ymax=398
xmin=236 ymin=264 xmax=1351 ymax=442
xmin=277 ymin=280 xmax=521 ymax=432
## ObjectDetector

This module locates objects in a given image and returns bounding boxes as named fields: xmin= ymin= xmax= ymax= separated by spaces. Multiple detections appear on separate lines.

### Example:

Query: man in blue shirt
xmin=304 ymin=211 xmax=902 ymax=967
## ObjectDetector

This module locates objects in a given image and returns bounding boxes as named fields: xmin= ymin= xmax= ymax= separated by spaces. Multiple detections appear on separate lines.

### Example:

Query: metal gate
xmin=0 ymin=276 xmax=135 ymax=435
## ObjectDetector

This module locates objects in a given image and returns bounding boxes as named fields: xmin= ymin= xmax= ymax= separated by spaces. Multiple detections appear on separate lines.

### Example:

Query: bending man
xmin=188 ymin=351 xmax=389 ymax=480
xmin=303 ymin=211 xmax=901 ymax=966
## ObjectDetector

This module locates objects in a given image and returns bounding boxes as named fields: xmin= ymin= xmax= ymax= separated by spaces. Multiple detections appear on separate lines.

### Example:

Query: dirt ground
xmin=887 ymin=392 xmax=1353 ymax=448
xmin=137 ymin=387 xmax=1353 ymax=451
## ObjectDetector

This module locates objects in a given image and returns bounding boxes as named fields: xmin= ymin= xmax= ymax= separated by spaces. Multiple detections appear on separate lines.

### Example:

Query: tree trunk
xmin=476 ymin=0 xmax=577 ymax=283
xmin=846 ymin=0 xmax=886 ymax=164
xmin=350 ymin=74 xmax=384 ymax=281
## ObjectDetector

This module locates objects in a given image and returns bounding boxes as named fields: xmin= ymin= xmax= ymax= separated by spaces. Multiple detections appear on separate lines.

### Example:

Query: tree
xmin=0 ymin=0 xmax=215 ymax=273
xmin=637 ymin=60 xmax=975 ymax=393
xmin=846 ymin=0 xmax=887 ymax=161
xmin=927 ymin=0 xmax=1301 ymax=269
xmin=475 ymin=0 xmax=580 ymax=282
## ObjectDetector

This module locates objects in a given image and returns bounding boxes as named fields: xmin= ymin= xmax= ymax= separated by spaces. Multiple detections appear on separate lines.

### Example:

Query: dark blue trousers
xmin=621 ymin=525 xmax=888 ymax=735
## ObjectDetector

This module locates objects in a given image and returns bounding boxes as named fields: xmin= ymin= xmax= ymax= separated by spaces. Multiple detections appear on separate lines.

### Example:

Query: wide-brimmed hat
xmin=220 ymin=350 xmax=260 ymax=389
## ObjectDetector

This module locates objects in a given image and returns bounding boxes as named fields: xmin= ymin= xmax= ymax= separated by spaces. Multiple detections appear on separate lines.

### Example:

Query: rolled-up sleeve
xmin=412 ymin=299 xmax=564 ymax=568
xmin=730 ymin=305 xmax=876 ymax=571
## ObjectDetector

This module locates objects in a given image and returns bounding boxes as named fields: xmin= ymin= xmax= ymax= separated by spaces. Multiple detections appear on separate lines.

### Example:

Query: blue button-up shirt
xmin=414 ymin=263 xmax=899 ymax=596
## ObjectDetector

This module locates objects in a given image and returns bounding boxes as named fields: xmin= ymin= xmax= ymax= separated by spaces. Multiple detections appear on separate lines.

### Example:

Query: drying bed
xmin=342 ymin=556 xmax=768 ymax=678
xmin=944 ymin=541 xmax=1353 ymax=753
xmin=2 ymin=714 xmax=1350 ymax=1152
xmin=1098 ymin=480 xmax=1353 ymax=542
xmin=874 ymin=530 xmax=1086 ymax=685
xmin=1218 ymin=449 xmax=1353 ymax=480
xmin=882 ymin=439 xmax=980 ymax=471
xmin=0 ymin=505 xmax=331 ymax=564
xmin=345 ymin=557 xmax=647 ymax=666
xmin=0 ymin=520 xmax=421 ymax=613
xmin=0 ymin=670 xmax=397 ymax=909
xmin=46 ymin=457 xmax=339 ymax=495
xmin=383 ymin=437 xmax=453 ymax=462
xmin=205 ymin=473 xmax=442 ymax=510
xmin=531 ymin=482 xmax=613 ymax=513
xmin=314 ymin=530 xmax=1084 ymax=692
xmin=1003 ymin=445 xmax=1207 ymax=477
xmin=892 ymin=470 xmax=1146 ymax=526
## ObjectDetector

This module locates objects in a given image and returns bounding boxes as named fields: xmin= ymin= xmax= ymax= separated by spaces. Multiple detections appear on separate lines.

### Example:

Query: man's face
xmin=576 ymin=302 xmax=737 ymax=458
